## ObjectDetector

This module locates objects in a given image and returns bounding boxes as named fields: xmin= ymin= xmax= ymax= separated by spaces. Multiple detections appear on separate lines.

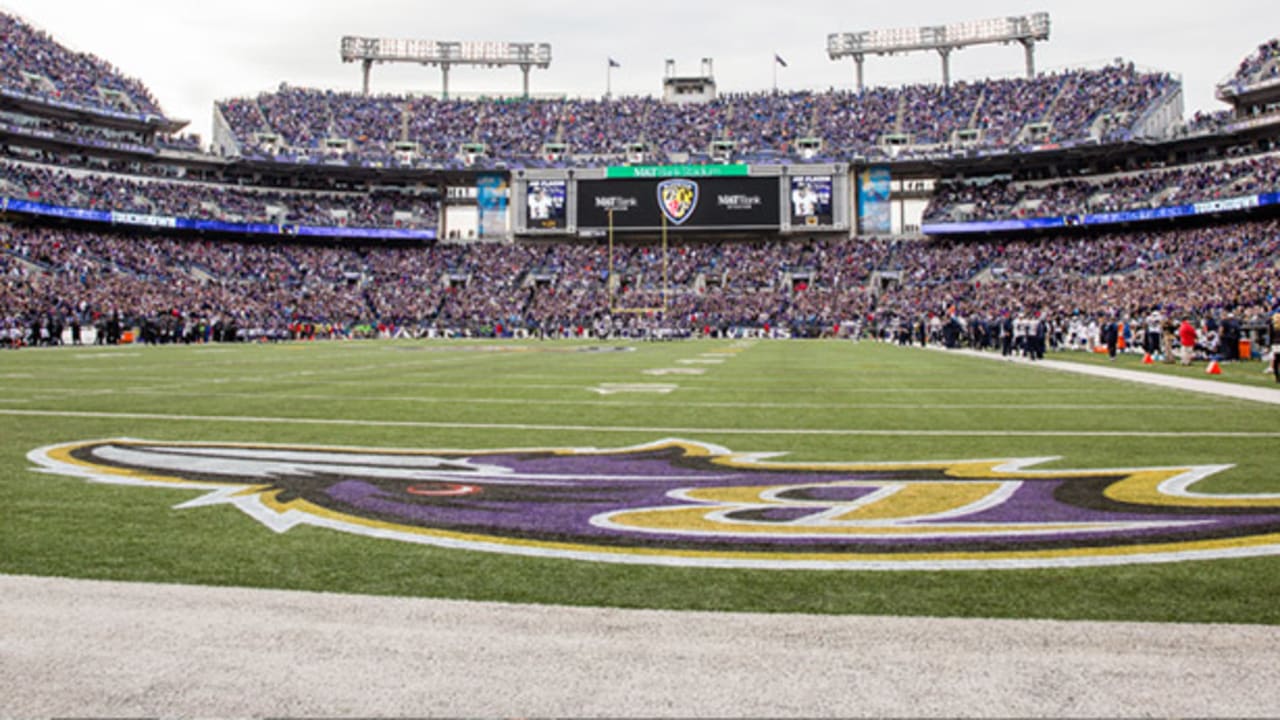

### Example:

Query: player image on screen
xmin=790 ymin=176 xmax=833 ymax=227
xmin=529 ymin=187 xmax=554 ymax=221
xmin=792 ymin=182 xmax=819 ymax=217
xmin=526 ymin=180 xmax=567 ymax=229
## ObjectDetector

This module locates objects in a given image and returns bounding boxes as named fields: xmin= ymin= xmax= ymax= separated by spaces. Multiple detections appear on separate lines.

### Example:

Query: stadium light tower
xmin=340 ymin=36 xmax=552 ymax=99
xmin=828 ymin=12 xmax=1050 ymax=91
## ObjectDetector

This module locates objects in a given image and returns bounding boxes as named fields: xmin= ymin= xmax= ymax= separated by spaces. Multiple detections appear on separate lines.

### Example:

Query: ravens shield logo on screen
xmin=658 ymin=179 xmax=699 ymax=225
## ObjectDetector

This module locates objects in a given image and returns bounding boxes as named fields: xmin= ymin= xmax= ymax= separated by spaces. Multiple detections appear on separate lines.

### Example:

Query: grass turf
xmin=2 ymin=338 xmax=1279 ymax=624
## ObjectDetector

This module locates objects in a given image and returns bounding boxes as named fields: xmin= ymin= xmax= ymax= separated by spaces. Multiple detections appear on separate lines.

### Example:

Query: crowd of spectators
xmin=925 ymin=153 xmax=1280 ymax=223
xmin=1182 ymin=110 xmax=1236 ymax=137
xmin=217 ymin=63 xmax=1177 ymax=167
xmin=0 ymin=160 xmax=438 ymax=229
xmin=1225 ymin=38 xmax=1280 ymax=89
xmin=0 ymin=12 xmax=164 ymax=118
xmin=4 ymin=218 xmax=1278 ymax=348
xmin=156 ymin=133 xmax=203 ymax=153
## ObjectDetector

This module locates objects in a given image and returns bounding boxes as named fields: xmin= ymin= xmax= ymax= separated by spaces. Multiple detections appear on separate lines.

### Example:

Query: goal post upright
xmin=607 ymin=211 xmax=670 ymax=316
xmin=662 ymin=213 xmax=670 ymax=310
xmin=608 ymin=208 xmax=615 ymax=311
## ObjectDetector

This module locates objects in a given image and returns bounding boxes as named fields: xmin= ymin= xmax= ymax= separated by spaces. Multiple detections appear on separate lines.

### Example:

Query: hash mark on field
xmin=3 ymin=408 xmax=1279 ymax=438
xmin=589 ymin=384 xmax=679 ymax=396
xmin=644 ymin=369 xmax=708 ymax=376
xmin=678 ymin=359 xmax=726 ymax=365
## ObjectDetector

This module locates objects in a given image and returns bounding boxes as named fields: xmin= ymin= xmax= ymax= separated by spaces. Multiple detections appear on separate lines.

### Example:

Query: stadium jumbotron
xmin=2 ymin=3 xmax=1280 ymax=717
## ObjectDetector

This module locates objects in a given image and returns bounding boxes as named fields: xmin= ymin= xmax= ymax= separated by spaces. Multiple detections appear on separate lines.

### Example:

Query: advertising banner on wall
xmin=858 ymin=166 xmax=892 ymax=235
xmin=477 ymin=174 xmax=509 ymax=238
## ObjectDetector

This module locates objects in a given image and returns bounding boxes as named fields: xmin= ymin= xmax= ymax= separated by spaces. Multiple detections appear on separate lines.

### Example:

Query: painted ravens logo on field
xmin=28 ymin=438 xmax=1280 ymax=570
xmin=658 ymin=179 xmax=698 ymax=225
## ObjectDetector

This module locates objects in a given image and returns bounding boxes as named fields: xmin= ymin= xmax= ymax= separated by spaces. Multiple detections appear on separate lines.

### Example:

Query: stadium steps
xmin=893 ymin=94 xmax=908 ymax=134
xmin=361 ymin=289 xmax=380 ymax=318
xmin=19 ymin=71 xmax=57 ymax=96
xmin=1012 ymin=198 xmax=1042 ymax=218
xmin=399 ymin=102 xmax=412 ymax=143
xmin=639 ymin=102 xmax=654 ymax=146
xmin=251 ymin=98 xmax=272 ymax=135
xmin=1151 ymin=186 xmax=1180 ymax=207
xmin=1086 ymin=190 xmax=1113 ymax=211
xmin=1253 ymin=57 xmax=1280 ymax=84
xmin=429 ymin=294 xmax=448 ymax=322
xmin=2 ymin=249 xmax=52 ymax=275
xmin=470 ymin=105 xmax=488 ymax=144
xmin=186 ymin=263 xmax=217 ymax=283
xmin=96 ymin=86 xmax=138 ymax=114
xmin=1227 ymin=174 xmax=1260 ymax=195
xmin=967 ymin=88 xmax=988 ymax=130
xmin=324 ymin=102 xmax=338 ymax=138
xmin=553 ymin=104 xmax=569 ymax=145
xmin=1042 ymin=76 xmax=1076 ymax=127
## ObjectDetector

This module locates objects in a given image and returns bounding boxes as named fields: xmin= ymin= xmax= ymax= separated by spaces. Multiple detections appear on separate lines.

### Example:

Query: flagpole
xmin=773 ymin=52 xmax=778 ymax=94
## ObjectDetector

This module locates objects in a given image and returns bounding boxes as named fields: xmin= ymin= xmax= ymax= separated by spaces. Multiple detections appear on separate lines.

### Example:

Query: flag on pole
xmin=775 ymin=54 xmax=788 ymax=68
xmin=609 ymin=58 xmax=621 ymax=68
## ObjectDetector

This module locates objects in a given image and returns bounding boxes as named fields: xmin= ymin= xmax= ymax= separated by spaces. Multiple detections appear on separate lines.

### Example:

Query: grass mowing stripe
xmin=2 ymin=408 xmax=1278 ymax=438
xmin=0 ymin=387 xmax=1221 ymax=412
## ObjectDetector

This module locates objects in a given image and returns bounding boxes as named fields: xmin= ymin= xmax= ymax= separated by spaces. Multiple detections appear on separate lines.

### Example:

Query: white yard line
xmin=0 ymin=386 xmax=1222 ymax=411
xmin=0 ymin=408 xmax=1275 ymax=438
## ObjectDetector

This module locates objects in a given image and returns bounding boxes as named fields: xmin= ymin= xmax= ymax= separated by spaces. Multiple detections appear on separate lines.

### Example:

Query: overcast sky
xmin=2 ymin=0 xmax=1276 ymax=142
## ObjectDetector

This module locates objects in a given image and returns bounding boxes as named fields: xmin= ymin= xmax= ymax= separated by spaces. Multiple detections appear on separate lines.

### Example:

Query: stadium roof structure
xmin=828 ymin=13 xmax=1051 ymax=91
xmin=340 ymin=36 xmax=552 ymax=100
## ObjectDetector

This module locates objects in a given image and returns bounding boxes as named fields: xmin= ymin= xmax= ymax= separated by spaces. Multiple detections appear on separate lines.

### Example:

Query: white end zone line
xmin=1 ymin=409 xmax=1278 ymax=438
xmin=940 ymin=348 xmax=1280 ymax=407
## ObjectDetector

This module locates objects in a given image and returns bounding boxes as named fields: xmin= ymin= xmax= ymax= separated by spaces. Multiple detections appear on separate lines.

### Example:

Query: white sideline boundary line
xmin=0 ymin=408 xmax=1277 ymax=438
xmin=939 ymin=348 xmax=1280 ymax=407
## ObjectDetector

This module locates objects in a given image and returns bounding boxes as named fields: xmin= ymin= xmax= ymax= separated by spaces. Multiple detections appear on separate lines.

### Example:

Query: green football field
xmin=3 ymin=338 xmax=1279 ymax=625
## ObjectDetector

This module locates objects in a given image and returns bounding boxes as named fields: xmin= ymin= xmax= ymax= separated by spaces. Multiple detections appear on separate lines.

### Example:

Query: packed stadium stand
xmin=1226 ymin=38 xmax=1280 ymax=90
xmin=1 ymin=9 xmax=1278 ymax=354
xmin=924 ymin=153 xmax=1280 ymax=224
xmin=5 ymin=219 xmax=1279 ymax=346
xmin=212 ymin=63 xmax=1179 ymax=168
xmin=0 ymin=12 xmax=164 ymax=118
xmin=0 ymin=160 xmax=439 ymax=228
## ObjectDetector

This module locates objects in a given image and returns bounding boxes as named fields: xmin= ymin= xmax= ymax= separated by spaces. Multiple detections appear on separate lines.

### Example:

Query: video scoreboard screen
xmin=525 ymin=180 xmax=567 ymax=230
xmin=577 ymin=177 xmax=780 ymax=231
xmin=513 ymin=165 xmax=848 ymax=236
xmin=789 ymin=175 xmax=834 ymax=228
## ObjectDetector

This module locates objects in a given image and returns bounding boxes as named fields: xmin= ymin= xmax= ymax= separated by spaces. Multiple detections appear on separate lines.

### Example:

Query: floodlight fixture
xmin=341 ymin=36 xmax=552 ymax=99
xmin=828 ymin=13 xmax=1050 ymax=90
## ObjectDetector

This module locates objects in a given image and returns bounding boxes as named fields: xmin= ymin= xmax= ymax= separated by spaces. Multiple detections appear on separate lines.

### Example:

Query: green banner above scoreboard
xmin=606 ymin=164 xmax=750 ymax=179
